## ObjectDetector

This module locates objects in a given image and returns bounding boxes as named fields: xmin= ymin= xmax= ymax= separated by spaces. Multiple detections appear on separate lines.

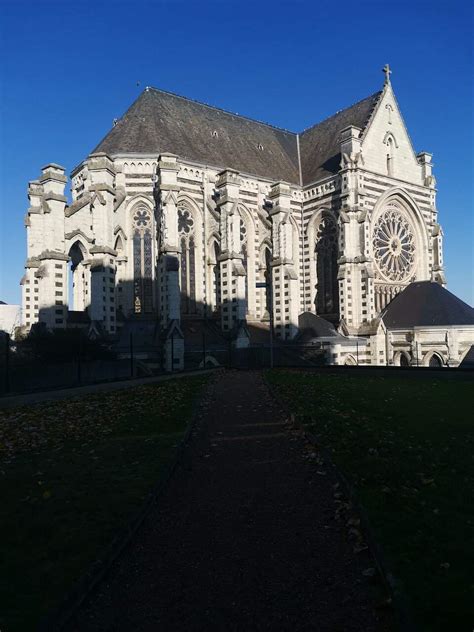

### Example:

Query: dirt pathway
xmin=68 ymin=370 xmax=392 ymax=631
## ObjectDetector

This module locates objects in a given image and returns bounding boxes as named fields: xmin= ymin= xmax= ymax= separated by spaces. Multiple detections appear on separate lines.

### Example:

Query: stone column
xmin=22 ymin=164 xmax=68 ymax=330
xmin=268 ymin=182 xmax=299 ymax=340
xmin=88 ymin=246 xmax=117 ymax=335
xmin=155 ymin=154 xmax=184 ymax=370
xmin=215 ymin=169 xmax=248 ymax=345
xmin=87 ymin=153 xmax=116 ymax=248
xmin=338 ymin=126 xmax=374 ymax=333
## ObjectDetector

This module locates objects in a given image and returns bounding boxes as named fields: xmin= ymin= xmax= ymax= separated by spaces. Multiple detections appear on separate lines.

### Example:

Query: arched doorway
xmin=399 ymin=353 xmax=410 ymax=367
xmin=68 ymin=241 xmax=88 ymax=311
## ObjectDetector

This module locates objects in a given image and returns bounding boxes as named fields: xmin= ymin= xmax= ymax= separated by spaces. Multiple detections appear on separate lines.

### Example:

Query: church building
xmin=20 ymin=67 xmax=474 ymax=367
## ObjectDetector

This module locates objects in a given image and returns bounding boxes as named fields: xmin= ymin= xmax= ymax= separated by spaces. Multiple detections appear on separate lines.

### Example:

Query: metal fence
xmin=0 ymin=329 xmax=332 ymax=396
xmin=1 ymin=331 xmax=470 ymax=398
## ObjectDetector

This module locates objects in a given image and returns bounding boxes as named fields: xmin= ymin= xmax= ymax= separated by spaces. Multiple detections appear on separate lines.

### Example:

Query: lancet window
xmin=211 ymin=240 xmax=221 ymax=313
xmin=132 ymin=207 xmax=153 ymax=314
xmin=178 ymin=206 xmax=196 ymax=314
xmin=314 ymin=214 xmax=339 ymax=316
xmin=240 ymin=218 xmax=248 ymax=302
xmin=260 ymin=246 xmax=272 ymax=317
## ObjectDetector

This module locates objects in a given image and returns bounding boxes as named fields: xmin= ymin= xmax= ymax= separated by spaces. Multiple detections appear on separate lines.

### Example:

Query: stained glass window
xmin=178 ymin=206 xmax=197 ymax=314
xmin=132 ymin=206 xmax=153 ymax=314
xmin=373 ymin=204 xmax=416 ymax=283
xmin=264 ymin=247 xmax=272 ymax=315
xmin=315 ymin=214 xmax=339 ymax=315
xmin=212 ymin=241 xmax=221 ymax=313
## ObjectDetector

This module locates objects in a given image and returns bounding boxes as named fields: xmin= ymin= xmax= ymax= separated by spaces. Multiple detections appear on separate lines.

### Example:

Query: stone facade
xmin=20 ymin=68 xmax=473 ymax=367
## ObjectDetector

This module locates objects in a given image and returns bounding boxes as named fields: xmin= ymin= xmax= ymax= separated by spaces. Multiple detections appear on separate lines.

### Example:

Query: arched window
xmin=178 ymin=206 xmax=196 ymax=314
xmin=314 ymin=215 xmax=339 ymax=316
xmin=114 ymin=235 xmax=124 ymax=253
xmin=212 ymin=241 xmax=221 ymax=314
xmin=132 ymin=206 xmax=153 ymax=314
xmin=387 ymin=136 xmax=394 ymax=176
xmin=260 ymin=246 xmax=272 ymax=317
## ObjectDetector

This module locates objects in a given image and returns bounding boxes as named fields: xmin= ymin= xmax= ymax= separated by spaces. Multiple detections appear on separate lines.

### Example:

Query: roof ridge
xmin=298 ymin=91 xmax=382 ymax=135
xmin=146 ymin=86 xmax=297 ymax=135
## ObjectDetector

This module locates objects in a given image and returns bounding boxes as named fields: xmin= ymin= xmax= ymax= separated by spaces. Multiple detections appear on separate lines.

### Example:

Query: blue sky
xmin=0 ymin=0 xmax=472 ymax=305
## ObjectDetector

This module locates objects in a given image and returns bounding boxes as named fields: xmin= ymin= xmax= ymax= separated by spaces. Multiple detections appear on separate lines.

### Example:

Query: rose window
xmin=373 ymin=207 xmax=416 ymax=282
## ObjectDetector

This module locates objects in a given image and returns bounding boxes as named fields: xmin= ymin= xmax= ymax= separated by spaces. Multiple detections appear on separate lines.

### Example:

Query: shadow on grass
xmin=266 ymin=369 xmax=474 ymax=632
xmin=0 ymin=375 xmax=208 ymax=631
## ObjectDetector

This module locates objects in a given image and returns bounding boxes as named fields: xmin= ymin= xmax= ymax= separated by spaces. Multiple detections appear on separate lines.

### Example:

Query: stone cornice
xmin=65 ymin=229 xmax=94 ymax=244
xmin=39 ymin=250 xmax=70 ymax=261
xmin=90 ymin=245 xmax=118 ymax=256
xmin=43 ymin=192 xmax=68 ymax=203
xmin=65 ymin=193 xmax=91 ymax=217
xmin=89 ymin=183 xmax=116 ymax=196
xmin=39 ymin=171 xmax=67 ymax=184
xmin=25 ymin=258 xmax=41 ymax=268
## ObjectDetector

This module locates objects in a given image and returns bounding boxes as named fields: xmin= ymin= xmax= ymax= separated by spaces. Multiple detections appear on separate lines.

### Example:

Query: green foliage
xmin=267 ymin=370 xmax=474 ymax=632
xmin=0 ymin=375 xmax=207 ymax=631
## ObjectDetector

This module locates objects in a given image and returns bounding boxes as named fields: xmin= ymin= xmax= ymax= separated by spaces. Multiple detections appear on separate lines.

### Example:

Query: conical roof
xmin=382 ymin=282 xmax=474 ymax=328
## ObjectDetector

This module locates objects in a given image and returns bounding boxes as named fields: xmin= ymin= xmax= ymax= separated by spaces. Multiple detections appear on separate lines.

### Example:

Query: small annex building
xmin=378 ymin=282 xmax=474 ymax=367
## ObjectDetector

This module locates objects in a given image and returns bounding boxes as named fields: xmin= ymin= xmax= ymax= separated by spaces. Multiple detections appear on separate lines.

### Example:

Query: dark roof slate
xmin=298 ymin=92 xmax=381 ymax=184
xmin=93 ymin=88 xmax=299 ymax=184
xmin=92 ymin=87 xmax=383 ymax=186
xmin=297 ymin=311 xmax=341 ymax=340
xmin=382 ymin=282 xmax=474 ymax=329
xmin=459 ymin=345 xmax=474 ymax=368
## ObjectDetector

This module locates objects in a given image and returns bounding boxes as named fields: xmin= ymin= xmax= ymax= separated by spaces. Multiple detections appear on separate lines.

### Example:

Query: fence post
xmin=130 ymin=332 xmax=134 ymax=377
xmin=170 ymin=328 xmax=174 ymax=372
xmin=202 ymin=330 xmax=206 ymax=369
xmin=77 ymin=348 xmax=82 ymax=385
xmin=4 ymin=333 xmax=10 ymax=394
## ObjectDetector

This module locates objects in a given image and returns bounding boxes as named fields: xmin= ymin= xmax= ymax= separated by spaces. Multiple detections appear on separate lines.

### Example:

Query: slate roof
xmin=92 ymin=87 xmax=382 ymax=186
xmin=93 ymin=88 xmax=299 ymax=184
xmin=459 ymin=345 xmax=474 ymax=369
xmin=382 ymin=282 xmax=474 ymax=329
xmin=299 ymin=92 xmax=381 ymax=183
xmin=296 ymin=311 xmax=342 ymax=341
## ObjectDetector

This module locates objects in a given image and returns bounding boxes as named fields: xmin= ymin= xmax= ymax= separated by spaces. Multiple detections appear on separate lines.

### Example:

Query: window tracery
xmin=314 ymin=214 xmax=339 ymax=315
xmin=240 ymin=217 xmax=249 ymax=302
xmin=178 ymin=206 xmax=196 ymax=314
xmin=132 ymin=206 xmax=153 ymax=313
xmin=372 ymin=203 xmax=416 ymax=283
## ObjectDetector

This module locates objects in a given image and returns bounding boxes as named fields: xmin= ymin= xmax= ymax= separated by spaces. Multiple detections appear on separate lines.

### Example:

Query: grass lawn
xmin=0 ymin=375 xmax=208 ymax=631
xmin=267 ymin=369 xmax=474 ymax=632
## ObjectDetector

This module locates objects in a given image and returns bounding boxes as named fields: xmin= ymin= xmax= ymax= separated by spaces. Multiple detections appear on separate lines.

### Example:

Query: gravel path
xmin=67 ymin=370 xmax=392 ymax=631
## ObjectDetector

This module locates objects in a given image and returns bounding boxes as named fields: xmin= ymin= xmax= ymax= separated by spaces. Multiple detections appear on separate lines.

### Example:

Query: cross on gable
xmin=383 ymin=64 xmax=392 ymax=85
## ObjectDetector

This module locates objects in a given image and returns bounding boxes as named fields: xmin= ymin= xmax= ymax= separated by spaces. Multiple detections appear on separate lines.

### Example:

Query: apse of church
xmin=21 ymin=67 xmax=447 ymax=354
